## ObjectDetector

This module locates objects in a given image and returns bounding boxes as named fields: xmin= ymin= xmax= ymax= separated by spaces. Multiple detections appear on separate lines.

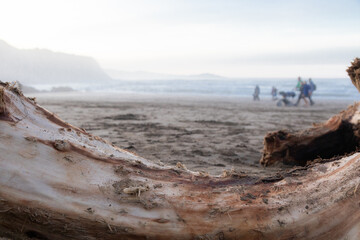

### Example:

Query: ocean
xmin=32 ymin=78 xmax=360 ymax=101
xmin=93 ymin=78 xmax=360 ymax=101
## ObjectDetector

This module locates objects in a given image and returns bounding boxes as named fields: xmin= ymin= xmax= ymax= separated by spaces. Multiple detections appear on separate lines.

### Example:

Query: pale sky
xmin=0 ymin=0 xmax=359 ymax=77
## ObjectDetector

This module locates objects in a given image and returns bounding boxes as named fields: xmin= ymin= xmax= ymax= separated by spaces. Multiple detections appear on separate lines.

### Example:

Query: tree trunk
xmin=1 ymin=59 xmax=360 ymax=239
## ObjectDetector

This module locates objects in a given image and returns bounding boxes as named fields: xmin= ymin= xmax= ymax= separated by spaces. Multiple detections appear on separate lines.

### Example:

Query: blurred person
xmin=307 ymin=78 xmax=316 ymax=105
xmin=295 ymin=76 xmax=302 ymax=91
xmin=295 ymin=81 xmax=308 ymax=106
xmin=271 ymin=86 xmax=278 ymax=100
xmin=309 ymin=78 xmax=316 ymax=96
xmin=253 ymin=85 xmax=260 ymax=101
xmin=303 ymin=81 xmax=314 ymax=106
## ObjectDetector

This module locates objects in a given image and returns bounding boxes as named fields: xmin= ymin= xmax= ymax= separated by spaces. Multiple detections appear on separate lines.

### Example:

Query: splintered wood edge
xmin=347 ymin=58 xmax=360 ymax=93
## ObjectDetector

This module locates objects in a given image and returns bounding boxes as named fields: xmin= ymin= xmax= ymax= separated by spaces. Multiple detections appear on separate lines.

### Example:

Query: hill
xmin=0 ymin=40 xmax=111 ymax=86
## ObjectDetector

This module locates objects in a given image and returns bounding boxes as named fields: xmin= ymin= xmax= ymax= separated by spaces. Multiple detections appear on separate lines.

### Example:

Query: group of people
xmin=294 ymin=77 xmax=316 ymax=106
xmin=252 ymin=77 xmax=317 ymax=106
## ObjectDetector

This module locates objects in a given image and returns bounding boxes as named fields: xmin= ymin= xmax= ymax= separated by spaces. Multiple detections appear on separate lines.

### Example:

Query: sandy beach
xmin=31 ymin=92 xmax=355 ymax=175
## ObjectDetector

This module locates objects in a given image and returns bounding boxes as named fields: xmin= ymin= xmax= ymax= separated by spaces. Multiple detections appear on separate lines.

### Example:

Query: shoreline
xmin=28 ymin=90 xmax=359 ymax=104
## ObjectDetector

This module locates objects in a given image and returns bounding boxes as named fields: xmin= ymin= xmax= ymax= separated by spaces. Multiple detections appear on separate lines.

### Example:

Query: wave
xmin=30 ymin=78 xmax=360 ymax=100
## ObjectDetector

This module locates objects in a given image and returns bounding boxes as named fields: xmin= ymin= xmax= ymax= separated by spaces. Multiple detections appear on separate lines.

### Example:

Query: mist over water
xmin=2 ymin=38 xmax=357 ymax=101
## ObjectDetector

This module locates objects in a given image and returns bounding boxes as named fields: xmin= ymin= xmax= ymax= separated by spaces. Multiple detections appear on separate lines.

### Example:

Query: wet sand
xmin=32 ymin=92 xmax=355 ymax=175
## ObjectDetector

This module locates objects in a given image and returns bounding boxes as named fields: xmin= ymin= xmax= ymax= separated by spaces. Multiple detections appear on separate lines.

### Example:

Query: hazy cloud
xmin=0 ymin=0 xmax=359 ymax=77
xmin=226 ymin=47 xmax=360 ymax=65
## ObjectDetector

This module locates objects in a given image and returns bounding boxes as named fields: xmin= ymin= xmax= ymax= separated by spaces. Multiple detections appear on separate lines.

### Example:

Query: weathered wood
xmin=1 ymin=59 xmax=360 ymax=239
xmin=347 ymin=58 xmax=360 ymax=93
xmin=261 ymin=103 xmax=360 ymax=166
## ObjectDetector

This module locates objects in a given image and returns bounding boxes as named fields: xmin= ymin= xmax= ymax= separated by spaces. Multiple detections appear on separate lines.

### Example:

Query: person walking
xmin=271 ymin=86 xmax=278 ymax=100
xmin=295 ymin=76 xmax=302 ymax=91
xmin=302 ymin=81 xmax=314 ymax=106
xmin=253 ymin=85 xmax=260 ymax=101
xmin=308 ymin=78 xmax=316 ymax=105
xmin=295 ymin=81 xmax=308 ymax=106
xmin=309 ymin=78 xmax=316 ymax=92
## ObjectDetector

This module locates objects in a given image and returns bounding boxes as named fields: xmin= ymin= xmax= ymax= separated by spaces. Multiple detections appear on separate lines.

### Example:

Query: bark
xmin=347 ymin=58 xmax=360 ymax=93
xmin=260 ymin=103 xmax=360 ymax=166
xmin=0 ymin=59 xmax=360 ymax=239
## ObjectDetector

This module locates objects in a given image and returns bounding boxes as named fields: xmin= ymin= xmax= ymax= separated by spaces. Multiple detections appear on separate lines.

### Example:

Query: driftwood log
xmin=261 ymin=103 xmax=360 ymax=166
xmin=0 ymin=59 xmax=360 ymax=239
